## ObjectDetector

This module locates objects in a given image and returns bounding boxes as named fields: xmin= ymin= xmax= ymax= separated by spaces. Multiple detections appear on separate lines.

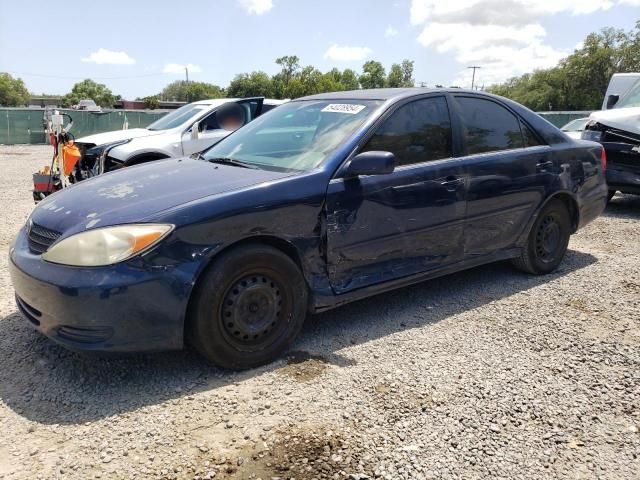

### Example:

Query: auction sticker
xmin=321 ymin=104 xmax=366 ymax=114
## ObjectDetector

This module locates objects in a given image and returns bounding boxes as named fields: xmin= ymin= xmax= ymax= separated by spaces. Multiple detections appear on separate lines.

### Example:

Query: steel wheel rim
xmin=535 ymin=215 xmax=561 ymax=263
xmin=220 ymin=274 xmax=285 ymax=351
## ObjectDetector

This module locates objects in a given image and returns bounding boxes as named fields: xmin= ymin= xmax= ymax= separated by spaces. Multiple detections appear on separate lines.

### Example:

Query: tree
xmin=142 ymin=95 xmax=160 ymax=109
xmin=227 ymin=72 xmax=274 ymax=98
xmin=386 ymin=60 xmax=414 ymax=88
xmin=62 ymin=79 xmax=116 ymax=108
xmin=386 ymin=64 xmax=404 ymax=87
xmin=488 ymin=22 xmax=640 ymax=110
xmin=401 ymin=59 xmax=415 ymax=87
xmin=341 ymin=69 xmax=360 ymax=90
xmin=359 ymin=61 xmax=386 ymax=89
xmin=0 ymin=73 xmax=30 ymax=106
xmin=275 ymin=55 xmax=300 ymax=86
xmin=161 ymin=80 xmax=224 ymax=102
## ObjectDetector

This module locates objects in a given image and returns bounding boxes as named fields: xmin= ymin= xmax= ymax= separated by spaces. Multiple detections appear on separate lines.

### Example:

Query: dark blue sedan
xmin=10 ymin=89 xmax=608 ymax=369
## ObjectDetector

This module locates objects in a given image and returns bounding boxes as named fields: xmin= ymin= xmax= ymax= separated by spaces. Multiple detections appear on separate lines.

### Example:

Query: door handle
xmin=440 ymin=176 xmax=464 ymax=191
xmin=536 ymin=160 xmax=553 ymax=171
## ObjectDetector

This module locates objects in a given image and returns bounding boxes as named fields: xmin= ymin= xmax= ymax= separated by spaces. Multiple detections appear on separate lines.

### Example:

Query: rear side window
xmin=362 ymin=96 xmax=452 ymax=166
xmin=455 ymin=97 xmax=524 ymax=154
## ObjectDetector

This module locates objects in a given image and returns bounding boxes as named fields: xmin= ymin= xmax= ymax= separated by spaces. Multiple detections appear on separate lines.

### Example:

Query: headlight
xmin=42 ymin=224 xmax=173 ymax=267
xmin=581 ymin=129 xmax=602 ymax=141
xmin=86 ymin=139 xmax=132 ymax=157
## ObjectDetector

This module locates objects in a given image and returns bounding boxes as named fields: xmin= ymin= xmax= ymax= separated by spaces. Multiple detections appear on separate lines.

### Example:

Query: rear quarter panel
xmin=551 ymin=140 xmax=607 ymax=229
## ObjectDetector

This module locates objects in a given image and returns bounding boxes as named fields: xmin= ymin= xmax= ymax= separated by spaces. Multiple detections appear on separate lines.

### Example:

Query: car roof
xmin=190 ymin=98 xmax=287 ymax=106
xmin=296 ymin=88 xmax=469 ymax=102
xmin=297 ymin=88 xmax=570 ymax=146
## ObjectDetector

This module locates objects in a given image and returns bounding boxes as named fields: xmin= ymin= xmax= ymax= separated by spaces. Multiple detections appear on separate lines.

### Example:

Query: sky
xmin=0 ymin=0 xmax=638 ymax=99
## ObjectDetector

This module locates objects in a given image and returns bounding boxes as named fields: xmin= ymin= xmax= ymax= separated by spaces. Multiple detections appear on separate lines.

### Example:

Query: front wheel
xmin=511 ymin=199 xmax=571 ymax=275
xmin=187 ymin=244 xmax=308 ymax=370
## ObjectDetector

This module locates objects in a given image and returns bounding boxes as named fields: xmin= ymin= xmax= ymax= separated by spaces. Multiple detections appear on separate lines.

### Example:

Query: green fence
xmin=0 ymin=108 xmax=591 ymax=145
xmin=537 ymin=111 xmax=592 ymax=128
xmin=0 ymin=108 xmax=168 ymax=145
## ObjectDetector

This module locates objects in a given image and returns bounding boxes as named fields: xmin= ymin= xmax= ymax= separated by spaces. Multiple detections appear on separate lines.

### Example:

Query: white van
xmin=601 ymin=73 xmax=640 ymax=110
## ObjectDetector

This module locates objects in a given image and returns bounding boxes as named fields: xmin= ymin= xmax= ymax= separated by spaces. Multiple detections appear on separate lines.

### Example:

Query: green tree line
xmin=488 ymin=22 xmax=640 ymax=111
xmin=0 ymin=57 xmax=414 ymax=108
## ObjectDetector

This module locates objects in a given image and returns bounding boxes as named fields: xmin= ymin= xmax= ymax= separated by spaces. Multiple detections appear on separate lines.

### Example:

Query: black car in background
xmin=582 ymin=83 xmax=640 ymax=200
xmin=10 ymin=88 xmax=608 ymax=369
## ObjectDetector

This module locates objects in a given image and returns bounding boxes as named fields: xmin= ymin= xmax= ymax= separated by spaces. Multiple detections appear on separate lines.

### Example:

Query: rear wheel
xmin=187 ymin=245 xmax=308 ymax=370
xmin=511 ymin=199 xmax=571 ymax=275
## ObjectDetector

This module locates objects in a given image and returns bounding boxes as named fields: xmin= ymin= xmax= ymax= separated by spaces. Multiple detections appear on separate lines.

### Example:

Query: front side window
xmin=615 ymin=80 xmax=640 ymax=108
xmin=362 ymin=96 xmax=452 ymax=166
xmin=455 ymin=97 xmax=524 ymax=154
xmin=202 ymin=100 xmax=382 ymax=172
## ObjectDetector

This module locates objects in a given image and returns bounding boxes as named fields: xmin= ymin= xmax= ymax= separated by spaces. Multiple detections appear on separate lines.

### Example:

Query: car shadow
xmin=603 ymin=193 xmax=640 ymax=219
xmin=0 ymin=249 xmax=597 ymax=425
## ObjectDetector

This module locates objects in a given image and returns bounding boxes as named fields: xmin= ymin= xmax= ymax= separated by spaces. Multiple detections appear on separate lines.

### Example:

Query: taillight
xmin=600 ymin=147 xmax=607 ymax=171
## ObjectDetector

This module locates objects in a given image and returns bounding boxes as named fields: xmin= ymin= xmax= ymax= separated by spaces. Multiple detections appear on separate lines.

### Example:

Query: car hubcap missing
xmin=536 ymin=215 xmax=561 ymax=262
xmin=222 ymin=275 xmax=283 ymax=347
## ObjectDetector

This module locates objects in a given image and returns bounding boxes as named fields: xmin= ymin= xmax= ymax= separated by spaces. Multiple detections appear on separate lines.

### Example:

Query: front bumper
xmin=8 ymin=228 xmax=194 ymax=353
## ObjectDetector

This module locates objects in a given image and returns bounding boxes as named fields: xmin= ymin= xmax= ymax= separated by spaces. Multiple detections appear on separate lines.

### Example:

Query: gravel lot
xmin=0 ymin=144 xmax=638 ymax=480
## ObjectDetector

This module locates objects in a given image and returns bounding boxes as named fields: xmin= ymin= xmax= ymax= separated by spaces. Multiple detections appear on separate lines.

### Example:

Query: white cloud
xmin=385 ymin=25 xmax=399 ymax=37
xmin=162 ymin=63 xmax=203 ymax=74
xmin=81 ymin=48 xmax=135 ymax=65
xmin=409 ymin=0 xmax=625 ymax=86
xmin=324 ymin=44 xmax=372 ymax=62
xmin=237 ymin=0 xmax=273 ymax=15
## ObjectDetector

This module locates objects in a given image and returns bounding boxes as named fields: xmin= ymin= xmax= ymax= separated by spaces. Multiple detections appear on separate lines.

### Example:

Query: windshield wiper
xmin=207 ymin=157 xmax=260 ymax=169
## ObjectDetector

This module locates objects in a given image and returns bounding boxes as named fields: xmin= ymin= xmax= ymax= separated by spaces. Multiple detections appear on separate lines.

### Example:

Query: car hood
xmin=589 ymin=107 xmax=640 ymax=135
xmin=76 ymin=128 xmax=164 ymax=145
xmin=30 ymin=158 xmax=293 ymax=235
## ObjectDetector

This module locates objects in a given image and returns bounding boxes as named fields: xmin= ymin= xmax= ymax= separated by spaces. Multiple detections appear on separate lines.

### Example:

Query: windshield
xmin=202 ymin=99 xmax=382 ymax=172
xmin=561 ymin=118 xmax=589 ymax=131
xmin=615 ymin=79 xmax=640 ymax=109
xmin=147 ymin=103 xmax=210 ymax=130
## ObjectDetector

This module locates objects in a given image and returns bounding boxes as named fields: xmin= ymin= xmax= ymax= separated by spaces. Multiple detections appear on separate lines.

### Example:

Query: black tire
xmin=607 ymin=190 xmax=616 ymax=203
xmin=187 ymin=244 xmax=308 ymax=370
xmin=511 ymin=199 xmax=571 ymax=275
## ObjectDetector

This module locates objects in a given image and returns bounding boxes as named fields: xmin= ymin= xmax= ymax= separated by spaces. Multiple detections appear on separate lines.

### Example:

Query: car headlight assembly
xmin=42 ymin=224 xmax=174 ymax=267
xmin=580 ymin=122 xmax=604 ymax=142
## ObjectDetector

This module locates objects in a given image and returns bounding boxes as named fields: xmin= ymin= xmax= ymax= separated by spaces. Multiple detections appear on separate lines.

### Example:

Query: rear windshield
xmin=147 ymin=103 xmax=210 ymax=130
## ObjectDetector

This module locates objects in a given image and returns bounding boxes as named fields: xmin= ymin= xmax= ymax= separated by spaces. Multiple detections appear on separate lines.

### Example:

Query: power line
xmin=6 ymin=71 xmax=167 ymax=80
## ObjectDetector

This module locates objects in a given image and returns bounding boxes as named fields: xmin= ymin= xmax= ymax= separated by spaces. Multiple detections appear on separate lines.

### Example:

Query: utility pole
xmin=185 ymin=66 xmax=190 ymax=102
xmin=467 ymin=66 xmax=481 ymax=90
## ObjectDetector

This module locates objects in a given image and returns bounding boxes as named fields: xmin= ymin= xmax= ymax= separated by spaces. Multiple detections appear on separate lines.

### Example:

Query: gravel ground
xmin=0 ymin=144 xmax=638 ymax=480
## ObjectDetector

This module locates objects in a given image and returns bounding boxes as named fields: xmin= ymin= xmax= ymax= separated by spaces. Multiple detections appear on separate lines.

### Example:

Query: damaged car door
xmin=324 ymin=96 xmax=466 ymax=293
xmin=451 ymin=95 xmax=552 ymax=255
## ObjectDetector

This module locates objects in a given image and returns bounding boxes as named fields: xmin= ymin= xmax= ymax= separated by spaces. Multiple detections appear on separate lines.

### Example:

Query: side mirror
xmin=606 ymin=94 xmax=619 ymax=109
xmin=190 ymin=121 xmax=200 ymax=140
xmin=340 ymin=151 xmax=395 ymax=178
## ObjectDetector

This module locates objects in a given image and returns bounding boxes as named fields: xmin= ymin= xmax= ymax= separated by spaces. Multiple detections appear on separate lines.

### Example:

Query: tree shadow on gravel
xmin=603 ymin=192 xmax=640 ymax=219
xmin=0 ymin=249 xmax=597 ymax=426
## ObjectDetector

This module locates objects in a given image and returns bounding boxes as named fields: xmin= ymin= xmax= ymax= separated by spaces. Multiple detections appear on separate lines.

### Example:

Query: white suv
xmin=73 ymin=97 xmax=286 ymax=178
